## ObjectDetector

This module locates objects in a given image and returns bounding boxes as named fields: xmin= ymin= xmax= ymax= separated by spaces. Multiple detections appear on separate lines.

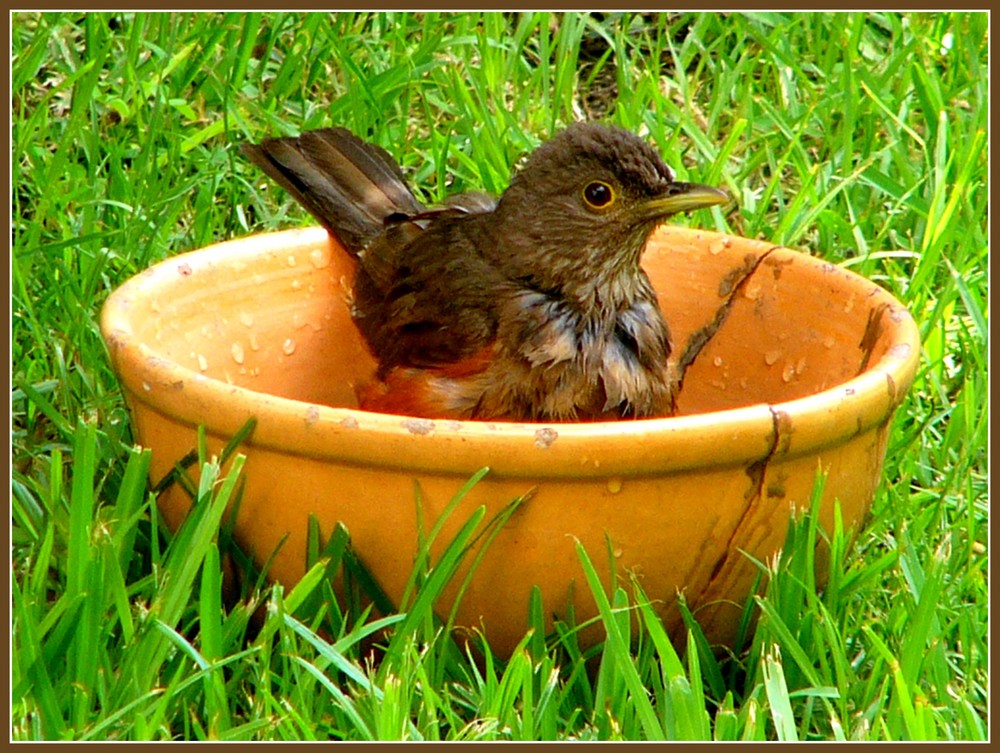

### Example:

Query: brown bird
xmin=243 ymin=122 xmax=727 ymax=421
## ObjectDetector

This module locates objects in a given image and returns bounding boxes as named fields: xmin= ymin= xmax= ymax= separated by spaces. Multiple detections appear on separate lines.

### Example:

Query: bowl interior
xmin=116 ymin=227 xmax=908 ymax=420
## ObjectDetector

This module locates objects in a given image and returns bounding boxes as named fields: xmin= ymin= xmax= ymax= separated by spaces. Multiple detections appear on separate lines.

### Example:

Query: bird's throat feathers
xmin=508 ymin=277 xmax=669 ymax=372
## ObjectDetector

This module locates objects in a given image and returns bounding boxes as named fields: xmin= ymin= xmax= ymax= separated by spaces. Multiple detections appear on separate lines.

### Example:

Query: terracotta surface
xmin=101 ymin=226 xmax=920 ymax=655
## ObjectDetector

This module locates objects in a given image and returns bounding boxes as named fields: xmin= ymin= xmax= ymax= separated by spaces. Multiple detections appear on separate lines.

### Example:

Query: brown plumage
xmin=243 ymin=123 xmax=727 ymax=421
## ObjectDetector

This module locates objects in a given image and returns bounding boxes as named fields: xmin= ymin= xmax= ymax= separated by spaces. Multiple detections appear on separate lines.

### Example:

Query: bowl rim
xmin=101 ymin=227 xmax=921 ymax=479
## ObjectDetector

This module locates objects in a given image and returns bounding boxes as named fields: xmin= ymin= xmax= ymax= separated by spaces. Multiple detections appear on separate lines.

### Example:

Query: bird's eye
xmin=582 ymin=181 xmax=616 ymax=211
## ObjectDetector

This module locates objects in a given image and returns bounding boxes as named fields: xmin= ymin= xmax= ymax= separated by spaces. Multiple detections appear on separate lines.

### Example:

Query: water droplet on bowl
xmin=142 ymin=381 xmax=152 ymax=392
xmin=231 ymin=342 xmax=245 ymax=364
xmin=197 ymin=354 xmax=208 ymax=371
xmin=782 ymin=363 xmax=796 ymax=382
xmin=287 ymin=255 xmax=297 ymax=267
xmin=888 ymin=342 xmax=912 ymax=358
xmin=240 ymin=311 xmax=254 ymax=327
xmin=249 ymin=332 xmax=260 ymax=351
xmin=607 ymin=477 xmax=623 ymax=494
xmin=291 ymin=279 xmax=301 ymax=291
xmin=764 ymin=350 xmax=782 ymax=366
xmin=282 ymin=338 xmax=296 ymax=355
xmin=713 ymin=356 xmax=723 ymax=367
xmin=309 ymin=248 xmax=330 ymax=269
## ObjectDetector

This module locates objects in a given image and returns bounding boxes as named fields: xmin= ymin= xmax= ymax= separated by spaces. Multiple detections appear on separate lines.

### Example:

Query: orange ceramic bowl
xmin=101 ymin=226 xmax=919 ymax=656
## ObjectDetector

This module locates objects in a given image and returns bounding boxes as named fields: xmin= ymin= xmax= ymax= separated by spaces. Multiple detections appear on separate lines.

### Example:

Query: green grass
xmin=11 ymin=11 xmax=988 ymax=741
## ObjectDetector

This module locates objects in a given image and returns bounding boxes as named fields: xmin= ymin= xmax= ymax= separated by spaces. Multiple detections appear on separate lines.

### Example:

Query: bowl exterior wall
xmin=126 ymin=376 xmax=894 ymax=656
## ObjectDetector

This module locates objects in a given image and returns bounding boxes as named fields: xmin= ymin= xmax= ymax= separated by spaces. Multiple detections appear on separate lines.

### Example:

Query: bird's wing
xmin=354 ymin=223 xmax=505 ymax=376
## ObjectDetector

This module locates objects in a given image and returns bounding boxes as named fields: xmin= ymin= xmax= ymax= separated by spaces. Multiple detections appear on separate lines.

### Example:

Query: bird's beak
xmin=640 ymin=183 xmax=729 ymax=219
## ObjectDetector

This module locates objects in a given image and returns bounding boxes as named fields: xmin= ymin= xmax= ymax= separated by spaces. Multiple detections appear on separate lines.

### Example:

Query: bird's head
xmin=493 ymin=122 xmax=728 ymax=308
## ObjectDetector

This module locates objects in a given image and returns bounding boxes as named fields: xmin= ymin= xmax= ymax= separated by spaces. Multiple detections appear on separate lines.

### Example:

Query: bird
xmin=242 ymin=122 xmax=728 ymax=422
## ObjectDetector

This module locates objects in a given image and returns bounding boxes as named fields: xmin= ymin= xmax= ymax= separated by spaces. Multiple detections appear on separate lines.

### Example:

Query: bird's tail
xmin=242 ymin=128 xmax=424 ymax=254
